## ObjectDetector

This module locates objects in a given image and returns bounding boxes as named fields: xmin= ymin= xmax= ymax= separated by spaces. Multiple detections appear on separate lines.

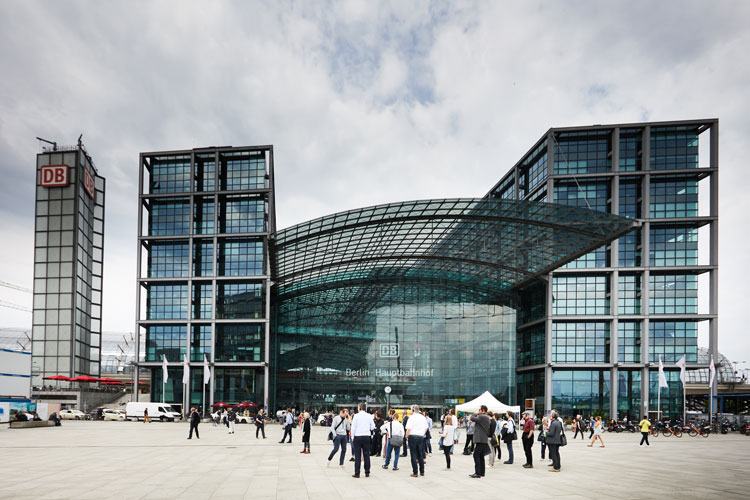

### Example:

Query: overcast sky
xmin=1 ymin=1 xmax=748 ymax=368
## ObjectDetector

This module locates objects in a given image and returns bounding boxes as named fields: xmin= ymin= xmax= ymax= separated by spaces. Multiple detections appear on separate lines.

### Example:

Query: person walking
xmin=463 ymin=417 xmax=475 ymax=455
xmin=381 ymin=409 xmax=405 ymax=471
xmin=424 ymin=412 xmax=433 ymax=457
xmin=502 ymin=410 xmax=516 ymax=464
xmin=187 ymin=407 xmax=200 ymax=439
xmin=486 ymin=411 xmax=498 ymax=468
xmin=327 ymin=409 xmax=350 ymax=468
xmin=539 ymin=417 xmax=549 ymax=463
xmin=588 ymin=416 xmax=605 ymax=447
xmin=438 ymin=413 xmax=456 ymax=470
xmin=351 ymin=403 xmax=375 ymax=478
xmin=227 ymin=408 xmax=236 ymax=434
xmin=588 ymin=415 xmax=596 ymax=439
xmin=546 ymin=410 xmax=563 ymax=472
xmin=405 ymin=404 xmax=428 ymax=477
xmin=255 ymin=409 xmax=267 ymax=439
xmin=521 ymin=411 xmax=535 ymax=468
xmin=300 ymin=412 xmax=311 ymax=454
xmin=143 ymin=407 xmax=151 ymax=423
xmin=469 ymin=405 xmax=491 ymax=478
xmin=279 ymin=408 xmax=293 ymax=443
xmin=639 ymin=415 xmax=651 ymax=446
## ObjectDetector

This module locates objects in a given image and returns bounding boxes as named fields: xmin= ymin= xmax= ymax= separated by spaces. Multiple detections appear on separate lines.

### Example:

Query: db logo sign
xmin=379 ymin=343 xmax=400 ymax=358
xmin=82 ymin=167 xmax=95 ymax=199
xmin=40 ymin=165 xmax=69 ymax=187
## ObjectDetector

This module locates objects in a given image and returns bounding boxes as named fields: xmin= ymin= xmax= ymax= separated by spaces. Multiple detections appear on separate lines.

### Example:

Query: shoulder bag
xmin=560 ymin=422 xmax=567 ymax=447
xmin=389 ymin=421 xmax=404 ymax=447
xmin=489 ymin=419 xmax=498 ymax=447
xmin=328 ymin=417 xmax=344 ymax=441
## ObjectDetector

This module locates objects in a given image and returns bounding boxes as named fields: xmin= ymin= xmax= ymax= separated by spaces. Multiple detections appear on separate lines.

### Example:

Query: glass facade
xmin=31 ymin=147 xmax=105 ymax=384
xmin=137 ymin=146 xmax=273 ymax=410
xmin=551 ymin=370 xmax=611 ymax=418
xmin=507 ymin=120 xmax=717 ymax=420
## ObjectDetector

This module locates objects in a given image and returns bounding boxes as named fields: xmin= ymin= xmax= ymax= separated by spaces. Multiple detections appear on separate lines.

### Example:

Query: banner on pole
xmin=203 ymin=354 xmax=211 ymax=385
xmin=658 ymin=356 xmax=668 ymax=388
xmin=182 ymin=353 xmax=190 ymax=385
xmin=162 ymin=354 xmax=169 ymax=382
xmin=709 ymin=357 xmax=716 ymax=388
xmin=675 ymin=356 xmax=687 ymax=386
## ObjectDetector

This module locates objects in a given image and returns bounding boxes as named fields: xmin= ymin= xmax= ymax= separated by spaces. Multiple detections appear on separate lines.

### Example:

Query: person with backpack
xmin=327 ymin=409 xmax=351 ymax=468
xmin=381 ymin=409 xmax=405 ymax=471
xmin=502 ymin=410 xmax=516 ymax=464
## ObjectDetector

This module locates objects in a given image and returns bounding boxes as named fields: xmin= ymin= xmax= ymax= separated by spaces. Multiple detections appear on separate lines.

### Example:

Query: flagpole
xmin=657 ymin=385 xmax=661 ymax=421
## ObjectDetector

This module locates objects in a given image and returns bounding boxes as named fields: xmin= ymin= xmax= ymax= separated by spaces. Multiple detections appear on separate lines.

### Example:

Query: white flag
xmin=203 ymin=354 xmax=211 ymax=385
xmin=709 ymin=356 xmax=716 ymax=388
xmin=658 ymin=356 xmax=668 ymax=388
xmin=675 ymin=356 xmax=687 ymax=386
xmin=182 ymin=353 xmax=190 ymax=385
xmin=162 ymin=354 xmax=168 ymax=383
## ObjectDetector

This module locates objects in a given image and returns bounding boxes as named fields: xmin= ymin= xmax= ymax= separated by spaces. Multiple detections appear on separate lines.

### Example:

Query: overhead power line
xmin=0 ymin=300 xmax=32 ymax=312
xmin=0 ymin=280 xmax=33 ymax=293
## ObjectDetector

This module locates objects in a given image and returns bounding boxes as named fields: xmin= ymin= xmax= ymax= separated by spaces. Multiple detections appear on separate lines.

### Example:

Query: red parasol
xmin=43 ymin=375 xmax=72 ymax=381
xmin=97 ymin=377 xmax=121 ymax=383
xmin=70 ymin=375 xmax=99 ymax=383
xmin=211 ymin=401 xmax=231 ymax=408
xmin=101 ymin=380 xmax=125 ymax=386
xmin=235 ymin=402 xmax=259 ymax=408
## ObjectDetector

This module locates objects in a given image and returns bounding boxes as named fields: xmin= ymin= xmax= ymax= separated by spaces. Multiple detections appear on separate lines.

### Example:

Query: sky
xmin=0 ymin=0 xmax=749 ymax=368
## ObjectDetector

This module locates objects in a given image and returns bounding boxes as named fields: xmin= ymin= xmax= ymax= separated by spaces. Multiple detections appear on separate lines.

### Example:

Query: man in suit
xmin=546 ymin=410 xmax=564 ymax=472
xmin=187 ymin=407 xmax=200 ymax=439
xmin=469 ymin=405 xmax=491 ymax=478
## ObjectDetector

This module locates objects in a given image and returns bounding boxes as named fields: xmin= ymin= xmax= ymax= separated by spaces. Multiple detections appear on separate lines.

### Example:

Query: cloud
xmin=0 ymin=0 xmax=749 ymax=364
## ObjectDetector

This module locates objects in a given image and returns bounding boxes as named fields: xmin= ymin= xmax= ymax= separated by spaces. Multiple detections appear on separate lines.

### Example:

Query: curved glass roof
xmin=272 ymin=198 xmax=638 ymax=331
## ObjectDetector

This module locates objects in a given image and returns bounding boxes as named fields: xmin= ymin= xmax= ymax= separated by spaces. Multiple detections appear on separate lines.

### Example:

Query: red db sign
xmin=40 ymin=165 xmax=69 ymax=187
xmin=82 ymin=167 xmax=95 ymax=199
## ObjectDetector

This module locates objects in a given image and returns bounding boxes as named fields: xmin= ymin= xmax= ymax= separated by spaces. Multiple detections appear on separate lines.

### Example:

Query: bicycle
xmin=661 ymin=424 xmax=682 ymax=437
xmin=687 ymin=423 xmax=710 ymax=438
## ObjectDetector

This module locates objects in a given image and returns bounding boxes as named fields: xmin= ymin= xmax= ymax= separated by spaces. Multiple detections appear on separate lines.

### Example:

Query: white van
xmin=125 ymin=402 xmax=182 ymax=422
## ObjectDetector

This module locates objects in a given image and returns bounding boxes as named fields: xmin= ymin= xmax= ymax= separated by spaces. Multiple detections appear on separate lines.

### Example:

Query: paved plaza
xmin=1 ymin=420 xmax=749 ymax=499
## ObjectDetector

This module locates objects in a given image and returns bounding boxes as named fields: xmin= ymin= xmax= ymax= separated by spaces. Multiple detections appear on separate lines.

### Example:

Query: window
xmin=216 ymin=282 xmax=264 ymax=319
xmin=195 ymin=154 xmax=215 ymax=192
xmin=554 ymin=132 xmax=611 ymax=174
xmin=552 ymin=322 xmax=609 ymax=363
xmin=219 ymin=196 xmax=265 ymax=234
xmin=517 ymin=324 xmax=545 ymax=367
xmin=190 ymin=325 xmax=211 ymax=361
xmin=619 ymin=180 xmax=641 ymax=219
xmin=147 ymin=284 xmax=188 ymax=320
xmin=215 ymin=324 xmax=263 ymax=362
xmin=649 ymin=321 xmax=698 ymax=362
xmin=650 ymin=178 xmax=698 ymax=218
xmin=617 ymin=322 xmax=641 ymax=362
xmin=552 ymin=275 xmax=609 ymax=315
xmin=551 ymin=370 xmax=611 ymax=417
xmin=193 ymin=198 xmax=214 ymax=235
xmin=650 ymin=127 xmax=699 ymax=170
xmin=554 ymin=180 xmax=609 ymax=213
xmin=148 ymin=242 xmax=189 ymax=278
xmin=618 ymin=230 xmax=641 ymax=267
xmin=650 ymin=274 xmax=697 ymax=314
xmin=150 ymin=156 xmax=190 ymax=193
xmin=149 ymin=200 xmax=190 ymax=236
xmin=649 ymin=226 xmax=698 ymax=266
xmin=192 ymin=284 xmax=212 ymax=319
xmin=218 ymin=239 xmax=264 ymax=276
xmin=145 ymin=325 xmax=186 ymax=361
xmin=619 ymin=128 xmax=642 ymax=171
xmin=220 ymin=153 xmax=266 ymax=190
xmin=618 ymin=274 xmax=641 ymax=315
xmin=562 ymin=246 xmax=607 ymax=269
xmin=193 ymin=241 xmax=214 ymax=277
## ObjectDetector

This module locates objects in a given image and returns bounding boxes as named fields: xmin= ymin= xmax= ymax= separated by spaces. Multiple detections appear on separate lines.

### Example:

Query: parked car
xmin=59 ymin=409 xmax=86 ymax=420
xmin=236 ymin=414 xmax=255 ymax=424
xmin=102 ymin=409 xmax=126 ymax=421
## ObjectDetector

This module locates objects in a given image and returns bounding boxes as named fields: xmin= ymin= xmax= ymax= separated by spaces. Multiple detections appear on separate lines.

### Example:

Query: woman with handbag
xmin=486 ymin=411 xmax=499 ymax=467
xmin=502 ymin=410 xmax=516 ymax=464
xmin=438 ymin=414 xmax=456 ymax=470
xmin=588 ymin=415 xmax=605 ymax=448
xmin=539 ymin=416 xmax=550 ymax=463
xmin=381 ymin=409 xmax=404 ymax=470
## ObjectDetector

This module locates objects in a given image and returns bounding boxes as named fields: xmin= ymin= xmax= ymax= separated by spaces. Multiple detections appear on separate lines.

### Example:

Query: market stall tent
xmin=455 ymin=391 xmax=521 ymax=414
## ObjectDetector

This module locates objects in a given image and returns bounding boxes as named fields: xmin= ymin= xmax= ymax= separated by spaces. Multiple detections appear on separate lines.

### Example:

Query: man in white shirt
xmin=404 ymin=404 xmax=429 ymax=477
xmin=350 ymin=403 xmax=375 ymax=478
